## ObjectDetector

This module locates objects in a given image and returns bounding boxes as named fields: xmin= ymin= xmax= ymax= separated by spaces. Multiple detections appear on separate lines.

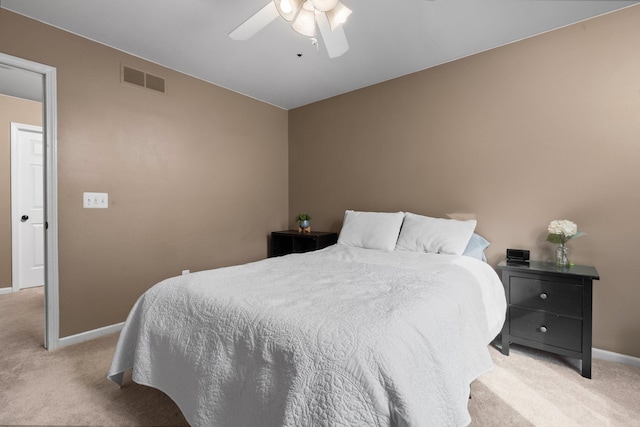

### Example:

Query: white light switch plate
xmin=83 ymin=192 xmax=108 ymax=208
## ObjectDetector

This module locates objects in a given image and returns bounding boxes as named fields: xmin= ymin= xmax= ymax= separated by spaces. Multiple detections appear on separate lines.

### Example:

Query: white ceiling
xmin=1 ymin=0 xmax=638 ymax=109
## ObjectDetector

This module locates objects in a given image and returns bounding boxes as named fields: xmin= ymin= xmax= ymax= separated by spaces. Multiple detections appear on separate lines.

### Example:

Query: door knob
xmin=21 ymin=215 xmax=29 ymax=222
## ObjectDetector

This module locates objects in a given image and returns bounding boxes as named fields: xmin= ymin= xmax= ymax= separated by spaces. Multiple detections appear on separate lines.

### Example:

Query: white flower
xmin=548 ymin=220 xmax=578 ymax=237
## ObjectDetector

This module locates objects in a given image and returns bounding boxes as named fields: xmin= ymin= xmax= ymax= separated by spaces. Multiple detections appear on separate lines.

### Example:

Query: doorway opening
xmin=0 ymin=53 xmax=59 ymax=350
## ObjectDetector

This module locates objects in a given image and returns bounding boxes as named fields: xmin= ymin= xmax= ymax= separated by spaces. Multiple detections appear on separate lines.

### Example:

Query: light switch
xmin=83 ymin=192 xmax=108 ymax=208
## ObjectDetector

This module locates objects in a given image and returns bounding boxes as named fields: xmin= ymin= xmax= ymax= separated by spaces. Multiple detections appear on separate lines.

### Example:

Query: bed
xmin=108 ymin=211 xmax=506 ymax=426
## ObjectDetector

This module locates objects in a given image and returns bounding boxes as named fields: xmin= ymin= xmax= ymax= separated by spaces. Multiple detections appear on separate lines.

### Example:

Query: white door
xmin=11 ymin=122 xmax=44 ymax=290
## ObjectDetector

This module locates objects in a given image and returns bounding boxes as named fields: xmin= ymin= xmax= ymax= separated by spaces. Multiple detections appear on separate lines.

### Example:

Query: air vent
xmin=145 ymin=73 xmax=165 ymax=93
xmin=121 ymin=65 xmax=166 ymax=94
xmin=122 ymin=66 xmax=145 ymax=87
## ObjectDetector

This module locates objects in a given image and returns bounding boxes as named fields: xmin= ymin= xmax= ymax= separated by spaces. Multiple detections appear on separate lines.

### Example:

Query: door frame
xmin=1 ymin=52 xmax=59 ymax=350
xmin=11 ymin=122 xmax=44 ymax=292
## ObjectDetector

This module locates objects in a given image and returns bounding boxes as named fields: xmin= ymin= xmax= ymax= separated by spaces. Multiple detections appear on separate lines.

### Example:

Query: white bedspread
xmin=108 ymin=245 xmax=506 ymax=427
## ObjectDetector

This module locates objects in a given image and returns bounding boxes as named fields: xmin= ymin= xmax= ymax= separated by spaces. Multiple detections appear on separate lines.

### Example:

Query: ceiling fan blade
xmin=316 ymin=12 xmax=349 ymax=58
xmin=229 ymin=2 xmax=280 ymax=41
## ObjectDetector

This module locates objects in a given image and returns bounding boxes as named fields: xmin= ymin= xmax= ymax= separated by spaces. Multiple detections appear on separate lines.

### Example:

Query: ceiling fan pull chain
xmin=310 ymin=37 xmax=319 ymax=53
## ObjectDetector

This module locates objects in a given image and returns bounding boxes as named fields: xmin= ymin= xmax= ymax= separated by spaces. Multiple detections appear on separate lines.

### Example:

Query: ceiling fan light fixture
xmin=325 ymin=1 xmax=352 ymax=30
xmin=275 ymin=0 xmax=302 ymax=22
xmin=292 ymin=6 xmax=316 ymax=37
xmin=310 ymin=0 xmax=339 ymax=12
xmin=230 ymin=0 xmax=350 ymax=58
xmin=281 ymin=0 xmax=293 ymax=13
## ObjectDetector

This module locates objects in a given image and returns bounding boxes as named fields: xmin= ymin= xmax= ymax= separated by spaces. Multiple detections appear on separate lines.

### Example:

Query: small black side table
xmin=270 ymin=230 xmax=338 ymax=257
xmin=497 ymin=260 xmax=600 ymax=378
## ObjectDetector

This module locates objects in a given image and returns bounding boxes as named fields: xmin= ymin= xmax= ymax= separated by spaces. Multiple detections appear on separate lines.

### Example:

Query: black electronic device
xmin=506 ymin=248 xmax=530 ymax=265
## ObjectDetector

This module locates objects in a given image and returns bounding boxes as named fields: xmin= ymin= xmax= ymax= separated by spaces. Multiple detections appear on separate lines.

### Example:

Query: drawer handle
xmin=539 ymin=326 xmax=548 ymax=333
xmin=539 ymin=293 xmax=548 ymax=300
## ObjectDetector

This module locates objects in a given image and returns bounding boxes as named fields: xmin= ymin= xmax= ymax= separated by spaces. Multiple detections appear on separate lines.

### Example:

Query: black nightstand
xmin=497 ymin=260 xmax=600 ymax=378
xmin=270 ymin=230 xmax=338 ymax=257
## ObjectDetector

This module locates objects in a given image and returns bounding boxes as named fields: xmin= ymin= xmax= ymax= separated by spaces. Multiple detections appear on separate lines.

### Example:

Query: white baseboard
xmin=593 ymin=347 xmax=640 ymax=368
xmin=0 ymin=287 xmax=13 ymax=295
xmin=58 ymin=322 xmax=124 ymax=348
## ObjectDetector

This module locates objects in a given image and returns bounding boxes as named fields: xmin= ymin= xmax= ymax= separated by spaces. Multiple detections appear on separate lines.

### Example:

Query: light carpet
xmin=1 ymin=287 xmax=639 ymax=426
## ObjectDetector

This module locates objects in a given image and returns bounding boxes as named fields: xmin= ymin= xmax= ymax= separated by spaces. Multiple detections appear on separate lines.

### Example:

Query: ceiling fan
xmin=229 ymin=0 xmax=353 ymax=58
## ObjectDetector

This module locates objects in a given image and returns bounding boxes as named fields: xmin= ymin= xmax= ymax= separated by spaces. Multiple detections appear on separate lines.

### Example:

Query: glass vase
xmin=555 ymin=244 xmax=569 ymax=267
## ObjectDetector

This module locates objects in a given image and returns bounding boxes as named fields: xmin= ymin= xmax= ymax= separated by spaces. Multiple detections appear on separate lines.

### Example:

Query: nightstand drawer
xmin=509 ymin=276 xmax=582 ymax=317
xmin=509 ymin=306 xmax=582 ymax=352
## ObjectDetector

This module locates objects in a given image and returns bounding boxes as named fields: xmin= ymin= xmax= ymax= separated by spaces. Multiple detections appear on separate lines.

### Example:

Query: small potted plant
xmin=295 ymin=213 xmax=312 ymax=233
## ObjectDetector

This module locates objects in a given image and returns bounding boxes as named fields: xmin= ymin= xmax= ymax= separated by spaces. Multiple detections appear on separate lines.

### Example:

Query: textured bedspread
xmin=108 ymin=245 xmax=506 ymax=427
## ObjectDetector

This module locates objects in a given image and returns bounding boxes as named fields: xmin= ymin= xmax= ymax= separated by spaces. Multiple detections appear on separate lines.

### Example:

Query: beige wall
xmin=2 ymin=5 xmax=639 ymax=358
xmin=0 ymin=95 xmax=42 ymax=287
xmin=290 ymin=6 xmax=640 ymax=357
xmin=0 ymin=10 xmax=289 ymax=337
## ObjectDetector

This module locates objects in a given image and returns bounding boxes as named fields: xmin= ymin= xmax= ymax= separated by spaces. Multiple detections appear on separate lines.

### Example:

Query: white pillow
xmin=338 ymin=210 xmax=405 ymax=251
xmin=395 ymin=213 xmax=477 ymax=255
